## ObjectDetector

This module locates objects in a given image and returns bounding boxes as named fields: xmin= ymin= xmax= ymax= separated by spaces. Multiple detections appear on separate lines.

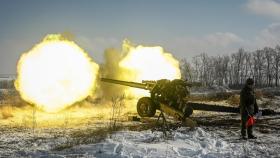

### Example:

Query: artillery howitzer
xmin=101 ymin=78 xmax=280 ymax=121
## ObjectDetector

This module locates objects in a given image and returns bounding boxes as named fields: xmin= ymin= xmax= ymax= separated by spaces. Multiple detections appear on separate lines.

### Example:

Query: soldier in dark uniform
xmin=240 ymin=78 xmax=259 ymax=140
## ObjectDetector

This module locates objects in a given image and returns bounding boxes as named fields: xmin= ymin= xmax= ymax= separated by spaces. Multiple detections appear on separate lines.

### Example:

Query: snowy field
xmin=0 ymin=95 xmax=280 ymax=157
xmin=1 ymin=119 xmax=280 ymax=158
xmin=61 ymin=125 xmax=280 ymax=158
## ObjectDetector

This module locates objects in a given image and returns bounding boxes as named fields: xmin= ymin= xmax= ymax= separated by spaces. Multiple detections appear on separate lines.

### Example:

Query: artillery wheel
xmin=137 ymin=97 xmax=156 ymax=117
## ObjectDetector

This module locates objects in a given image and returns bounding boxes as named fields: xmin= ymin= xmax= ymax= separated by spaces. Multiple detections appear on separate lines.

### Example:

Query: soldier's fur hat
xmin=246 ymin=78 xmax=254 ymax=85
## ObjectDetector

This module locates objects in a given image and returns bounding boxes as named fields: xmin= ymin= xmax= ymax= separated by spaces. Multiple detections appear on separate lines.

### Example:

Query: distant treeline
xmin=180 ymin=45 xmax=280 ymax=88
xmin=0 ymin=80 xmax=15 ymax=89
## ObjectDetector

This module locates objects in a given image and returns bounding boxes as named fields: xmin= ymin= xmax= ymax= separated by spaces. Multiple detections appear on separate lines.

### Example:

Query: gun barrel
xmin=101 ymin=78 xmax=150 ymax=90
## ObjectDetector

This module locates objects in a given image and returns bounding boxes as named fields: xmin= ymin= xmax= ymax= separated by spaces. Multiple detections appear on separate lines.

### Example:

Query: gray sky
xmin=1 ymin=0 xmax=280 ymax=74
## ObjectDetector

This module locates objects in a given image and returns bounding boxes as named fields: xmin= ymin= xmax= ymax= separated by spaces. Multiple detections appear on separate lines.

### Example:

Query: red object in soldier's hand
xmin=246 ymin=116 xmax=256 ymax=127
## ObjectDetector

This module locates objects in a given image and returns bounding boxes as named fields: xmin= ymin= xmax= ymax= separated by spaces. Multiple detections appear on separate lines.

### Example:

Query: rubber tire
xmin=137 ymin=97 xmax=156 ymax=117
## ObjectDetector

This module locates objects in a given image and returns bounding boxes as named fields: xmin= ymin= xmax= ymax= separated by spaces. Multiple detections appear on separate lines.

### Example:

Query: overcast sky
xmin=1 ymin=0 xmax=280 ymax=74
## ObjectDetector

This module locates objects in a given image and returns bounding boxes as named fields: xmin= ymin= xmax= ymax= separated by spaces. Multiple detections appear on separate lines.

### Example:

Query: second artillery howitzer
xmin=101 ymin=78 xmax=279 ymax=121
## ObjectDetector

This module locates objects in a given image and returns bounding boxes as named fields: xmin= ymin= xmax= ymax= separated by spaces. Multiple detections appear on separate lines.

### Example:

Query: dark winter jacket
xmin=239 ymin=85 xmax=259 ymax=116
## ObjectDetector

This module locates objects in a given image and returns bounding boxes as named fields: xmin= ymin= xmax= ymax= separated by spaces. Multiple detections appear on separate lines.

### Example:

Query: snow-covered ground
xmin=1 ymin=113 xmax=280 ymax=158
xmin=0 ymin=92 xmax=280 ymax=158
xmin=60 ymin=126 xmax=280 ymax=158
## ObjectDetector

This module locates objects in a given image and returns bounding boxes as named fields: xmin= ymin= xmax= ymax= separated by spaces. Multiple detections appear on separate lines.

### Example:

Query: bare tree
xmin=252 ymin=50 xmax=265 ymax=86
xmin=221 ymin=55 xmax=230 ymax=85
xmin=192 ymin=56 xmax=200 ymax=82
xmin=264 ymin=47 xmax=274 ymax=86
xmin=180 ymin=59 xmax=193 ymax=81
xmin=231 ymin=48 xmax=246 ymax=86
xmin=274 ymin=45 xmax=280 ymax=86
